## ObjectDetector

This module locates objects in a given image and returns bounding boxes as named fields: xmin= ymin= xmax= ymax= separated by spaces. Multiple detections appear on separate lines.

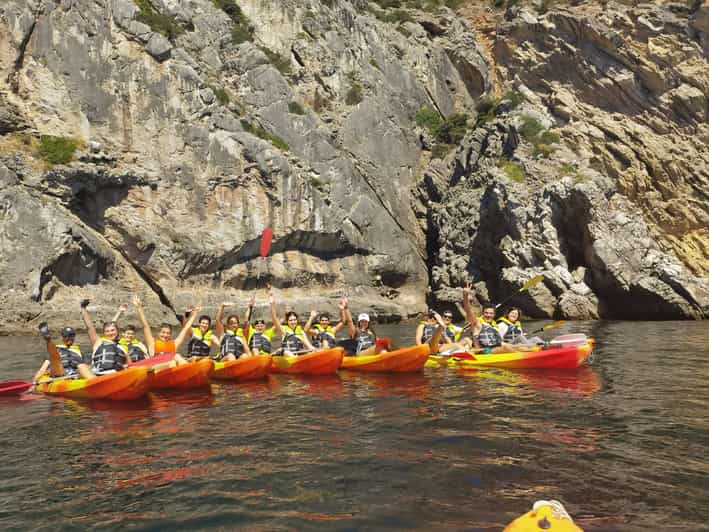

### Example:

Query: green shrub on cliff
xmin=212 ymin=0 xmax=254 ymax=44
xmin=499 ymin=158 xmax=525 ymax=182
xmin=38 ymin=135 xmax=79 ymax=165
xmin=288 ymin=101 xmax=306 ymax=115
xmin=240 ymin=120 xmax=289 ymax=152
xmin=134 ymin=0 xmax=184 ymax=39
xmin=415 ymin=106 xmax=443 ymax=133
xmin=436 ymin=113 xmax=469 ymax=144
xmin=519 ymin=115 xmax=561 ymax=158
xmin=260 ymin=47 xmax=292 ymax=76
xmin=345 ymin=81 xmax=363 ymax=105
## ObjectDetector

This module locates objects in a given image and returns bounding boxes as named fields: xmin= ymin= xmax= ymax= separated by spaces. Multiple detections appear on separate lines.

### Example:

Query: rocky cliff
xmin=0 ymin=0 xmax=706 ymax=333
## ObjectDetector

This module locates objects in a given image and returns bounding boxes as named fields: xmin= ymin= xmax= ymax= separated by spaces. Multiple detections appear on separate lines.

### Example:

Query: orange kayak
xmin=270 ymin=348 xmax=344 ymax=375
xmin=341 ymin=344 xmax=431 ymax=372
xmin=212 ymin=355 xmax=272 ymax=382
xmin=36 ymin=367 xmax=150 ymax=400
xmin=149 ymin=358 xmax=214 ymax=390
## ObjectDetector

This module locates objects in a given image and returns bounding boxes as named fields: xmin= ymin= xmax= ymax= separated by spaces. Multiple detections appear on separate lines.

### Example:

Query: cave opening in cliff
xmin=68 ymin=184 xmax=131 ymax=233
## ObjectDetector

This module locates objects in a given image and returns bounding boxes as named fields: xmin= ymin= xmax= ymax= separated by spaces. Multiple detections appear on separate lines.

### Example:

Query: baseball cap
xmin=62 ymin=327 xmax=76 ymax=338
xmin=253 ymin=319 xmax=265 ymax=325
xmin=357 ymin=313 xmax=370 ymax=322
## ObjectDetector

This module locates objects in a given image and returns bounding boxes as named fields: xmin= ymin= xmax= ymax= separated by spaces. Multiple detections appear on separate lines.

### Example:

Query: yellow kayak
xmin=504 ymin=500 xmax=583 ymax=531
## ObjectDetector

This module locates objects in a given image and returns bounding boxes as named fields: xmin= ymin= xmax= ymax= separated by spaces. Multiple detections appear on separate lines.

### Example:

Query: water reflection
xmin=339 ymin=371 xmax=432 ymax=399
xmin=457 ymin=366 xmax=602 ymax=397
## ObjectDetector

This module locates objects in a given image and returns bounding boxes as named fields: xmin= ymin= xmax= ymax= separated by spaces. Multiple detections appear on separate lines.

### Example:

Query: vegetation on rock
xmin=37 ymin=135 xmax=79 ymax=165
xmin=260 ymin=47 xmax=291 ymax=76
xmin=288 ymin=101 xmax=306 ymax=115
xmin=519 ymin=115 xmax=560 ymax=158
xmin=499 ymin=158 xmax=525 ymax=182
xmin=240 ymin=120 xmax=289 ymax=152
xmin=212 ymin=0 xmax=254 ymax=44
xmin=134 ymin=0 xmax=185 ymax=39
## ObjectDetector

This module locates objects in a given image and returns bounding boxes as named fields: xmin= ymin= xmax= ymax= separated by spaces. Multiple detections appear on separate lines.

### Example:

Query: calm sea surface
xmin=1 ymin=321 xmax=708 ymax=531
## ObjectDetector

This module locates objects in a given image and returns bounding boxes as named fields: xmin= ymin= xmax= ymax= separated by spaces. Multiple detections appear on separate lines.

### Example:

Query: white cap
xmin=357 ymin=313 xmax=370 ymax=322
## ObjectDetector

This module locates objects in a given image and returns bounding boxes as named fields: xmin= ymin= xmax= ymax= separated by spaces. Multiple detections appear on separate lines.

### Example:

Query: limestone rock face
xmin=0 ymin=0 xmax=706 ymax=332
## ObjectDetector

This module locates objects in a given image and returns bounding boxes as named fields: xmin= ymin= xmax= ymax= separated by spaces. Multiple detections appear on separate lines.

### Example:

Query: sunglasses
xmin=443 ymin=315 xmax=453 ymax=319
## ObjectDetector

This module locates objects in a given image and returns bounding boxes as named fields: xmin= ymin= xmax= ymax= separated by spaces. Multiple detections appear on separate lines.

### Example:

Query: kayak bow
xmin=341 ymin=345 xmax=430 ymax=373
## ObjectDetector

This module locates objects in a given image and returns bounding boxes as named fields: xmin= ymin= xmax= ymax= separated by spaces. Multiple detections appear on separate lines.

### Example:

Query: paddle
xmin=495 ymin=274 xmax=545 ymax=310
xmin=257 ymin=228 xmax=273 ymax=282
xmin=528 ymin=320 xmax=566 ymax=335
xmin=0 ymin=375 xmax=74 ymax=396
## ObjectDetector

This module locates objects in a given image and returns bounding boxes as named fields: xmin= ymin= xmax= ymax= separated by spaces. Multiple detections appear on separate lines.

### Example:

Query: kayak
xmin=427 ymin=341 xmax=594 ymax=370
xmin=270 ymin=347 xmax=344 ymax=375
xmin=35 ymin=367 xmax=150 ymax=400
xmin=504 ymin=499 xmax=582 ymax=531
xmin=148 ymin=358 xmax=214 ymax=390
xmin=213 ymin=355 xmax=272 ymax=382
xmin=341 ymin=345 xmax=430 ymax=372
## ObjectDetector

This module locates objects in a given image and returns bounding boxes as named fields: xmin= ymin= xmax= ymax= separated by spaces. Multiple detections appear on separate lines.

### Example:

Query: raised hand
xmin=249 ymin=294 xmax=256 ymax=307
xmin=80 ymin=298 xmax=90 ymax=309
xmin=221 ymin=302 xmax=234 ymax=307
xmin=132 ymin=294 xmax=142 ymax=308
xmin=119 ymin=303 xmax=128 ymax=311
xmin=310 ymin=310 xmax=317 ymax=318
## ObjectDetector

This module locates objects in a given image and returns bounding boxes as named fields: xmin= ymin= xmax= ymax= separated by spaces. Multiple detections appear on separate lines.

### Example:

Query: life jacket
xmin=283 ymin=325 xmax=306 ymax=352
xmin=355 ymin=329 xmax=376 ymax=353
xmin=420 ymin=322 xmax=437 ymax=343
xmin=248 ymin=329 xmax=272 ymax=354
xmin=187 ymin=327 xmax=214 ymax=357
xmin=498 ymin=317 xmax=523 ymax=344
xmin=57 ymin=343 xmax=84 ymax=375
xmin=154 ymin=338 xmax=176 ymax=356
xmin=92 ymin=338 xmax=128 ymax=372
xmin=477 ymin=317 xmax=502 ymax=348
xmin=119 ymin=338 xmax=148 ymax=363
xmin=220 ymin=330 xmax=247 ymax=359
xmin=444 ymin=324 xmax=462 ymax=343
xmin=312 ymin=324 xmax=336 ymax=348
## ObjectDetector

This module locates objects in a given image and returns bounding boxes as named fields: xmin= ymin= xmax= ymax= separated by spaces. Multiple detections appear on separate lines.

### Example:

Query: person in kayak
xmin=242 ymin=294 xmax=277 ymax=355
xmin=133 ymin=295 xmax=200 ymax=365
xmin=36 ymin=322 xmax=94 ymax=379
xmin=186 ymin=314 xmax=221 ymax=359
xmin=304 ymin=300 xmax=347 ymax=349
xmin=497 ymin=307 xmax=544 ymax=347
xmin=119 ymin=324 xmax=149 ymax=363
xmin=214 ymin=302 xmax=252 ymax=361
xmin=462 ymin=283 xmax=517 ymax=354
xmin=415 ymin=310 xmax=454 ymax=353
xmin=80 ymin=299 xmax=130 ymax=374
xmin=343 ymin=300 xmax=388 ymax=356
xmin=271 ymin=294 xmax=315 ymax=356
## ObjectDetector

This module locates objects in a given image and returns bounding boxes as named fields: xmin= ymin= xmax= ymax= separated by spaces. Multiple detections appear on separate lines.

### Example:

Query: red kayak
xmin=0 ymin=381 xmax=33 ymax=396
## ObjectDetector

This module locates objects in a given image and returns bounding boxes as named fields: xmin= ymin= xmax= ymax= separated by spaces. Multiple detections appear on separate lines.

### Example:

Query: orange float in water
xmin=341 ymin=344 xmax=430 ymax=373
xmin=148 ymin=358 xmax=214 ymax=390
xmin=270 ymin=348 xmax=343 ymax=375
xmin=212 ymin=355 xmax=272 ymax=382
xmin=35 ymin=367 xmax=150 ymax=400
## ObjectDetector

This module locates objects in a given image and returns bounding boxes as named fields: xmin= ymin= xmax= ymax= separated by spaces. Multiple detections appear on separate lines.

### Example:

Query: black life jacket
xmin=477 ymin=318 xmax=502 ymax=348
xmin=355 ymin=329 xmax=376 ymax=353
xmin=57 ymin=344 xmax=84 ymax=375
xmin=498 ymin=317 xmax=523 ymax=344
xmin=248 ymin=329 xmax=272 ymax=354
xmin=421 ymin=322 xmax=437 ymax=343
xmin=283 ymin=325 xmax=305 ymax=352
xmin=187 ymin=328 xmax=213 ymax=357
xmin=119 ymin=339 xmax=148 ymax=363
xmin=220 ymin=330 xmax=246 ymax=359
xmin=92 ymin=339 xmax=128 ymax=372
xmin=312 ymin=324 xmax=336 ymax=348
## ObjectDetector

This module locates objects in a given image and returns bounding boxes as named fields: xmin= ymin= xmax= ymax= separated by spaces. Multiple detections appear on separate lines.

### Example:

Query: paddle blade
xmin=519 ymin=274 xmax=544 ymax=292
xmin=260 ymin=228 xmax=273 ymax=259
xmin=0 ymin=380 xmax=32 ymax=396
xmin=543 ymin=320 xmax=566 ymax=331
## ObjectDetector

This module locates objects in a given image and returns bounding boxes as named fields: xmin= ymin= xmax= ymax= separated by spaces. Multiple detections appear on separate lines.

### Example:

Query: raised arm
xmin=245 ymin=294 xmax=255 ymax=324
xmin=270 ymin=292 xmax=283 ymax=336
xmin=111 ymin=303 xmax=128 ymax=324
xmin=80 ymin=299 xmax=99 ymax=346
xmin=415 ymin=322 xmax=425 ymax=345
xmin=215 ymin=302 xmax=233 ymax=338
xmin=344 ymin=298 xmax=356 ymax=339
xmin=174 ymin=306 xmax=200 ymax=350
xmin=303 ymin=310 xmax=317 ymax=337
xmin=133 ymin=295 xmax=154 ymax=356
xmin=462 ymin=282 xmax=478 ymax=327
xmin=333 ymin=298 xmax=347 ymax=334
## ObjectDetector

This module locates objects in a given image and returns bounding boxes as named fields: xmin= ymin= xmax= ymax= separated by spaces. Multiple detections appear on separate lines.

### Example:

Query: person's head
xmin=357 ymin=313 xmax=370 ymax=330
xmin=253 ymin=318 xmax=266 ymax=332
xmin=198 ymin=315 xmax=211 ymax=332
xmin=286 ymin=311 xmax=299 ymax=328
xmin=61 ymin=326 xmax=76 ymax=346
xmin=102 ymin=321 xmax=119 ymax=341
xmin=319 ymin=313 xmax=330 ymax=326
xmin=123 ymin=324 xmax=137 ymax=341
xmin=505 ymin=307 xmax=521 ymax=322
xmin=482 ymin=305 xmax=496 ymax=321
xmin=225 ymin=314 xmax=240 ymax=331
xmin=158 ymin=322 xmax=173 ymax=341
xmin=426 ymin=309 xmax=436 ymax=322
xmin=442 ymin=310 xmax=454 ymax=324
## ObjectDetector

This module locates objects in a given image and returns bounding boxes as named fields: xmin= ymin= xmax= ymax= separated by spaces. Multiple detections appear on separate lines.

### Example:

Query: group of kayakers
xmin=35 ymin=283 xmax=537 ymax=381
